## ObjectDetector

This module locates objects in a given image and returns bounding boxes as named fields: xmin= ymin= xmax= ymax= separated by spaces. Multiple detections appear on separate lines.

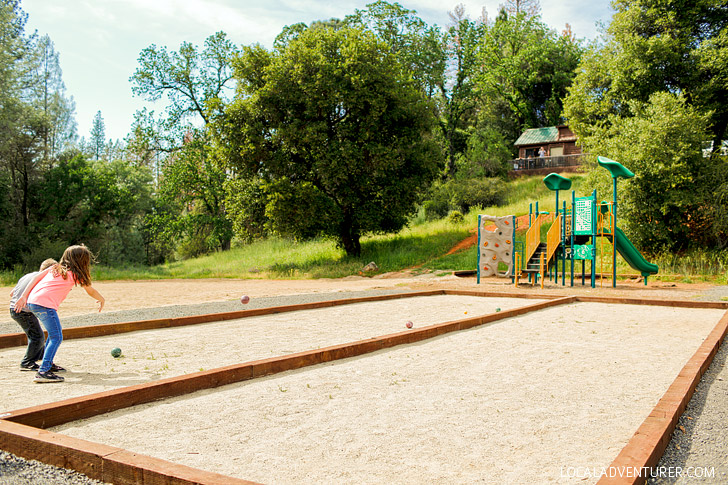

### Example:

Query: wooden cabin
xmin=511 ymin=125 xmax=584 ymax=174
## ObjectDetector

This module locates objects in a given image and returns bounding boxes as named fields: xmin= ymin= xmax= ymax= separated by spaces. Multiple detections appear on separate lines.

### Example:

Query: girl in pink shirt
xmin=14 ymin=244 xmax=105 ymax=383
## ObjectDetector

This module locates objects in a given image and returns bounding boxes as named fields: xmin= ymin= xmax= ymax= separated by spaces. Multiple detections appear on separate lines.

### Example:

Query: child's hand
xmin=13 ymin=296 xmax=27 ymax=313
xmin=83 ymin=285 xmax=105 ymax=312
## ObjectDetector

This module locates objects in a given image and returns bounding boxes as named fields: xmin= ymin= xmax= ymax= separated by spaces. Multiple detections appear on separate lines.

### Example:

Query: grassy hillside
xmin=3 ymin=174 xmax=726 ymax=285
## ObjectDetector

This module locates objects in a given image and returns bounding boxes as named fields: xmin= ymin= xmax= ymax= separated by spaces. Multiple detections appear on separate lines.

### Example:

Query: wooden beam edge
xmin=597 ymin=309 xmax=728 ymax=485
xmin=0 ymin=420 xmax=258 ymax=484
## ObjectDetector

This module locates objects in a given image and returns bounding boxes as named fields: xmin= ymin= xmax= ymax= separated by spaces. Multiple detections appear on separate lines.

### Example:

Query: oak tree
xmin=222 ymin=26 xmax=442 ymax=256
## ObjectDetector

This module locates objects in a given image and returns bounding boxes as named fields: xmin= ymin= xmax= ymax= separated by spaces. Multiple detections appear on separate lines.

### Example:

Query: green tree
xmin=27 ymin=34 xmax=77 ymax=162
xmin=30 ymin=153 xmax=121 ymax=252
xmin=222 ymin=26 xmax=442 ymax=256
xmin=130 ymin=31 xmax=237 ymax=136
xmin=1 ymin=2 xmax=156 ymax=269
xmin=0 ymin=1 xmax=26 ymax=146
xmin=90 ymin=110 xmax=106 ymax=160
xmin=345 ymin=1 xmax=478 ymax=178
xmin=157 ymin=132 xmax=232 ymax=255
xmin=0 ymin=2 xmax=47 ymax=266
xmin=564 ymin=0 xmax=728 ymax=145
xmin=344 ymin=1 xmax=445 ymax=97
xmin=438 ymin=5 xmax=485 ymax=178
xmin=474 ymin=9 xmax=583 ymax=159
xmin=130 ymin=31 xmax=238 ymax=255
xmin=579 ymin=93 xmax=727 ymax=250
xmin=563 ymin=0 xmax=728 ymax=251
xmin=103 ymin=159 xmax=155 ymax=265
xmin=0 ymin=3 xmax=82 ymax=267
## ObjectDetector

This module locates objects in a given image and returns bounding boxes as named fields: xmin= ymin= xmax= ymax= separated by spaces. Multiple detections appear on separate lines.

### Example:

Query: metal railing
xmin=510 ymin=153 xmax=585 ymax=171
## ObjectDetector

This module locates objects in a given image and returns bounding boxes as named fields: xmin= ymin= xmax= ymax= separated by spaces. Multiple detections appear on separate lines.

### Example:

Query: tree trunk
xmin=220 ymin=236 xmax=231 ymax=251
xmin=444 ymin=107 xmax=459 ymax=180
xmin=21 ymin=166 xmax=29 ymax=227
xmin=339 ymin=211 xmax=362 ymax=257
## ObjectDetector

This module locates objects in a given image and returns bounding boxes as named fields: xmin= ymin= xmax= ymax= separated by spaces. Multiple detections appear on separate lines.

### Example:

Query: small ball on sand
xmin=240 ymin=295 xmax=250 ymax=304
xmin=406 ymin=321 xmax=413 ymax=329
xmin=111 ymin=347 xmax=122 ymax=358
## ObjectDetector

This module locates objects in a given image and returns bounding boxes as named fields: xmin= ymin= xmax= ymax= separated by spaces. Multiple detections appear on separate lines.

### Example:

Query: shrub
xmin=448 ymin=210 xmax=465 ymax=224
xmin=423 ymin=181 xmax=452 ymax=220
xmin=423 ymin=177 xmax=507 ymax=220
xmin=449 ymin=178 xmax=507 ymax=213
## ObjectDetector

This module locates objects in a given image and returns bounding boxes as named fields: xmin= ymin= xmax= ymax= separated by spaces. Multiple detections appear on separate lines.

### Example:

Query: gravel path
xmin=1 ymin=287 xmax=726 ymax=484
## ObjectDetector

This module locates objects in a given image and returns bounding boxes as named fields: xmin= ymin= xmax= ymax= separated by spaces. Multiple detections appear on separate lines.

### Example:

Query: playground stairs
xmin=522 ymin=242 xmax=548 ymax=275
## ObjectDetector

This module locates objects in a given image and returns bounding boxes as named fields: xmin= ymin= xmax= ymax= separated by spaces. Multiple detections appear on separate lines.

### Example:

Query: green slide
xmin=613 ymin=227 xmax=659 ymax=277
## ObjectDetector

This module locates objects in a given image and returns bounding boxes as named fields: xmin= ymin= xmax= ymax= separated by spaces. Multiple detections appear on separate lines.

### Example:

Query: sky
xmin=20 ymin=0 xmax=614 ymax=142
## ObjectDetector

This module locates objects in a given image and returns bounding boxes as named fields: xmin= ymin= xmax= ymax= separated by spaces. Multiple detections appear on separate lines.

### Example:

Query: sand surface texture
xmin=1 ymin=295 xmax=534 ymax=412
xmin=37 ymin=297 xmax=724 ymax=484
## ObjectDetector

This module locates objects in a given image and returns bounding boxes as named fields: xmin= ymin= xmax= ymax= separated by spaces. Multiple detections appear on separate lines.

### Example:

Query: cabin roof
xmin=514 ymin=126 xmax=560 ymax=146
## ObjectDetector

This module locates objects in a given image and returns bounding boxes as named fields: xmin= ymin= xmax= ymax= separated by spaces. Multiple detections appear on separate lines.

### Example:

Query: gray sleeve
xmin=9 ymin=272 xmax=39 ymax=310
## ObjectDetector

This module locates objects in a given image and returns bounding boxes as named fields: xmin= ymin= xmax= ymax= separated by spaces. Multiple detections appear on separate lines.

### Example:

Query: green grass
xmin=651 ymin=249 xmax=728 ymax=284
xmin=80 ymin=217 xmax=471 ymax=283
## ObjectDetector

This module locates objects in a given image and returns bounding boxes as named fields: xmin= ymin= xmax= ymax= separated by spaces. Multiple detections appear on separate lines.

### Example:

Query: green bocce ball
xmin=111 ymin=347 xmax=122 ymax=358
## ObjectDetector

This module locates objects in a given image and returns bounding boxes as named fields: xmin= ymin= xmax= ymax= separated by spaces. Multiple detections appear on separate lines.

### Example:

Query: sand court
xmin=0 ymin=295 xmax=539 ymax=412
xmin=18 ymin=298 xmax=723 ymax=484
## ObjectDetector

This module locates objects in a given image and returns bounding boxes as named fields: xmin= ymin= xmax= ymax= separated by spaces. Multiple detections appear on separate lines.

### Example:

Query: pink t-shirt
xmin=27 ymin=270 xmax=77 ymax=310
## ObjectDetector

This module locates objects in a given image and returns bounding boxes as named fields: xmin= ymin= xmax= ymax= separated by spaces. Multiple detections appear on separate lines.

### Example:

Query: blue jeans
xmin=9 ymin=309 xmax=46 ymax=366
xmin=27 ymin=303 xmax=62 ymax=373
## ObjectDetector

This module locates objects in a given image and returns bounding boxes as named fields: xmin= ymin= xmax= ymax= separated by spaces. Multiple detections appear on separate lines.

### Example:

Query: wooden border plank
xmin=0 ymin=420 xmax=257 ymax=484
xmin=441 ymin=289 xmax=563 ymax=300
xmin=597 ymin=309 xmax=728 ymax=485
xmin=4 ymin=291 xmax=722 ymax=350
xmin=575 ymin=296 xmax=728 ymax=310
xmin=3 ymin=297 xmax=574 ymax=429
xmin=0 ymin=290 xmax=445 ymax=349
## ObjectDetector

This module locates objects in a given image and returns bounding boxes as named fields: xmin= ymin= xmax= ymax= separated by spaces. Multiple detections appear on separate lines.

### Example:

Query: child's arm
xmin=13 ymin=268 xmax=52 ymax=312
xmin=83 ymin=285 xmax=105 ymax=312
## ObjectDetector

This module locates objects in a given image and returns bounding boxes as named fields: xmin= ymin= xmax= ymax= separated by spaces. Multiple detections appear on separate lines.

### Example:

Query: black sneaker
xmin=50 ymin=364 xmax=66 ymax=373
xmin=20 ymin=362 xmax=40 ymax=372
xmin=33 ymin=371 xmax=65 ymax=383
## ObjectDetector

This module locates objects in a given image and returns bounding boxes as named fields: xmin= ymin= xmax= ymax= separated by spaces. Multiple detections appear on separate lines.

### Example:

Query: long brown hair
xmin=54 ymin=244 xmax=94 ymax=287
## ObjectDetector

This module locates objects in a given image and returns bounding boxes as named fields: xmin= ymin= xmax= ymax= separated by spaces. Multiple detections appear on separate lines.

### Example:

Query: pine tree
xmin=90 ymin=110 xmax=106 ymax=160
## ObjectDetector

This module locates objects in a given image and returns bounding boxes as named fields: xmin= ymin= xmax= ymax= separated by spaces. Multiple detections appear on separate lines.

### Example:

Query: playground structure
xmin=477 ymin=157 xmax=659 ymax=287
xmin=476 ymin=215 xmax=516 ymax=279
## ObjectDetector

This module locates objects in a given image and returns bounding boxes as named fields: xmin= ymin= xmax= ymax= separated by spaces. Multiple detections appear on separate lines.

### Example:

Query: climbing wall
xmin=478 ymin=215 xmax=515 ymax=278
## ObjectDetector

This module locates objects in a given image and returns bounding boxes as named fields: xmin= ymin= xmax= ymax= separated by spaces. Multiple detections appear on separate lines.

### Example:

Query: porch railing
xmin=510 ymin=153 xmax=585 ymax=171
